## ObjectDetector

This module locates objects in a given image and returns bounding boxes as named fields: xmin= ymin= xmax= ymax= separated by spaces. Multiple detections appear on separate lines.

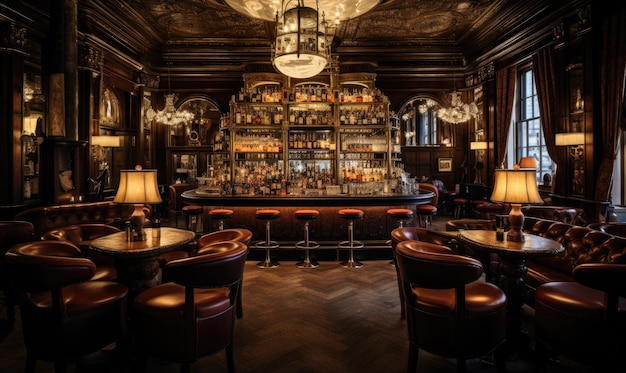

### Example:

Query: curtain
xmin=495 ymin=66 xmax=516 ymax=167
xmin=595 ymin=7 xmax=626 ymax=202
xmin=533 ymin=48 xmax=563 ymax=192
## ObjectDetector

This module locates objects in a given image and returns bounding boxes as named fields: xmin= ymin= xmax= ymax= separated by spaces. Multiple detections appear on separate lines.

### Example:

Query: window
xmin=515 ymin=68 xmax=553 ymax=184
xmin=398 ymin=96 xmax=451 ymax=147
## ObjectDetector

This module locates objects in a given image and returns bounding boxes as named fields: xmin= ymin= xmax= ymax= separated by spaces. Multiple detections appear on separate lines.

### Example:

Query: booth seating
xmin=445 ymin=216 xmax=626 ymax=308
xmin=5 ymin=240 xmax=128 ymax=373
xmin=14 ymin=201 xmax=152 ymax=238
xmin=0 ymin=221 xmax=35 ymax=327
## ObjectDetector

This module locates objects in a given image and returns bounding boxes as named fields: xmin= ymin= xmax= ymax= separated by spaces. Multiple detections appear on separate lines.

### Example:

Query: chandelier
xmin=153 ymin=93 xmax=194 ymax=126
xmin=225 ymin=0 xmax=380 ymax=79
xmin=437 ymin=91 xmax=478 ymax=124
xmin=151 ymin=64 xmax=194 ymax=125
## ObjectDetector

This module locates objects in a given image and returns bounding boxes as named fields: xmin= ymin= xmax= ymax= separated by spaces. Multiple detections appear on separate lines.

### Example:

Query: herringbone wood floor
xmin=0 ymin=216 xmax=596 ymax=372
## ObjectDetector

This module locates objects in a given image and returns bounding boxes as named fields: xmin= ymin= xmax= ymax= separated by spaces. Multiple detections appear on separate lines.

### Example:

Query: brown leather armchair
xmin=4 ymin=240 xmax=128 ymax=373
xmin=132 ymin=240 xmax=248 ymax=373
xmin=395 ymin=240 xmax=507 ymax=372
xmin=391 ymin=227 xmax=457 ymax=320
xmin=0 ymin=221 xmax=35 ymax=327
xmin=41 ymin=223 xmax=121 ymax=281
xmin=196 ymin=229 xmax=252 ymax=319
xmin=535 ymin=262 xmax=626 ymax=371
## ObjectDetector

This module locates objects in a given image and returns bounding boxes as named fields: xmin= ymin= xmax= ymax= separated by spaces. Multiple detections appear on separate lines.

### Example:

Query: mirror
xmin=397 ymin=95 xmax=453 ymax=147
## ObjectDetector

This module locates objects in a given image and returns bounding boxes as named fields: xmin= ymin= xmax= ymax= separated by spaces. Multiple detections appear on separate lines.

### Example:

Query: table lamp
xmin=490 ymin=167 xmax=543 ymax=242
xmin=113 ymin=165 xmax=162 ymax=241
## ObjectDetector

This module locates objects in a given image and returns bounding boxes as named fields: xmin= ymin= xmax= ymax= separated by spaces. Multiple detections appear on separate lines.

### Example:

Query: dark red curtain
xmin=495 ymin=66 xmax=516 ymax=167
xmin=595 ymin=7 xmax=626 ymax=202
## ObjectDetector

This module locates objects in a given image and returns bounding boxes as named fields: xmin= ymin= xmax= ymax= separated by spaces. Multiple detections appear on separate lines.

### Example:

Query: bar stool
xmin=386 ymin=208 xmax=414 ymax=265
xmin=255 ymin=209 xmax=281 ymax=269
xmin=182 ymin=205 xmax=203 ymax=233
xmin=453 ymin=197 xmax=469 ymax=218
xmin=208 ymin=208 xmax=234 ymax=231
xmin=387 ymin=208 xmax=414 ymax=229
xmin=337 ymin=208 xmax=364 ymax=268
xmin=295 ymin=209 xmax=320 ymax=269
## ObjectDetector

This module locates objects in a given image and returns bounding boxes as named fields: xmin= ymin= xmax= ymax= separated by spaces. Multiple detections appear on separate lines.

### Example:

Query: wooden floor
xmin=0 ymin=215 xmax=598 ymax=373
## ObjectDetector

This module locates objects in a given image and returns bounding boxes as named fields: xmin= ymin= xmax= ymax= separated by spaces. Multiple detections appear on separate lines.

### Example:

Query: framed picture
xmin=438 ymin=158 xmax=453 ymax=172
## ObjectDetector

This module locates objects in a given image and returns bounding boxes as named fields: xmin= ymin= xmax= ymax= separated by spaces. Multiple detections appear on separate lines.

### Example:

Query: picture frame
xmin=438 ymin=158 xmax=453 ymax=172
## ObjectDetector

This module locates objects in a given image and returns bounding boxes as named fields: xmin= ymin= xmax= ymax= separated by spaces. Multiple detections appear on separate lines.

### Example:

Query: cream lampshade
xmin=113 ymin=165 xmax=162 ymax=241
xmin=490 ymin=168 xmax=543 ymax=242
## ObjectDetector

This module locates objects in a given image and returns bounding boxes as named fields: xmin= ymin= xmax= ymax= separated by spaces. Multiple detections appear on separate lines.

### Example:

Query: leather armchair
xmin=390 ymin=227 xmax=455 ymax=320
xmin=41 ymin=223 xmax=121 ymax=281
xmin=132 ymin=240 xmax=248 ymax=373
xmin=0 ymin=221 xmax=35 ymax=327
xmin=4 ymin=240 xmax=128 ymax=373
xmin=395 ymin=240 xmax=507 ymax=373
xmin=535 ymin=262 xmax=626 ymax=371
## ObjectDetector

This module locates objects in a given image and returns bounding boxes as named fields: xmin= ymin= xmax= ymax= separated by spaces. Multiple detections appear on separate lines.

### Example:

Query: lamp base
xmin=507 ymin=203 xmax=525 ymax=242
xmin=506 ymin=228 xmax=525 ymax=242
xmin=130 ymin=204 xmax=147 ymax=241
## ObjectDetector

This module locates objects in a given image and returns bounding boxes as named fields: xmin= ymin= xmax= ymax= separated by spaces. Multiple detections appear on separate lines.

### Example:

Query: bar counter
xmin=182 ymin=190 xmax=434 ymax=261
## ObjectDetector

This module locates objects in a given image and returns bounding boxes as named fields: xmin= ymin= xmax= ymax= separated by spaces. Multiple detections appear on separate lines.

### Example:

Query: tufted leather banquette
xmin=14 ymin=201 xmax=152 ymax=238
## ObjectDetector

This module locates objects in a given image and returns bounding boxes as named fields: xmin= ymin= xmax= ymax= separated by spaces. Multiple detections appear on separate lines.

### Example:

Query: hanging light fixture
xmin=225 ymin=0 xmax=380 ymax=79
xmin=153 ymin=35 xmax=194 ymax=126
xmin=437 ymin=24 xmax=478 ymax=124
xmin=437 ymin=91 xmax=478 ymax=124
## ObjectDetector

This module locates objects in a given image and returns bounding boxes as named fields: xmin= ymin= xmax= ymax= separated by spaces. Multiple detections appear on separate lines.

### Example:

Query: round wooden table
xmin=457 ymin=229 xmax=564 ymax=352
xmin=88 ymin=227 xmax=195 ymax=296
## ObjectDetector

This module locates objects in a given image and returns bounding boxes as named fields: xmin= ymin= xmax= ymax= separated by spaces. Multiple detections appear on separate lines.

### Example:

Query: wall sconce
xmin=555 ymin=132 xmax=584 ymax=159
xmin=91 ymin=135 xmax=121 ymax=163
xmin=470 ymin=141 xmax=489 ymax=184
xmin=556 ymin=132 xmax=585 ymax=195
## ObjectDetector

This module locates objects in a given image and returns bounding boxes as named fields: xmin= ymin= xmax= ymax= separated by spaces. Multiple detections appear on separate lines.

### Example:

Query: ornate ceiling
xmin=80 ymin=0 xmax=562 ymax=78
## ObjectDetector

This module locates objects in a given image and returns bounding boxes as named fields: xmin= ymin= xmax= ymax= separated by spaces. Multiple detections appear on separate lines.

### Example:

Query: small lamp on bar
xmin=113 ymin=165 xmax=162 ymax=241
xmin=490 ymin=167 xmax=543 ymax=242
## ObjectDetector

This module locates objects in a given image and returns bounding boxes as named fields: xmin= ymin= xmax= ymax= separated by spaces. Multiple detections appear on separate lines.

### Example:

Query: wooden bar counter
xmin=182 ymin=189 xmax=434 ymax=261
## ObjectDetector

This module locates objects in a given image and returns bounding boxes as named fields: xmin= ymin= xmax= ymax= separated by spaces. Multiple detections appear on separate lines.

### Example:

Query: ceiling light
xmin=225 ymin=0 xmax=380 ymax=79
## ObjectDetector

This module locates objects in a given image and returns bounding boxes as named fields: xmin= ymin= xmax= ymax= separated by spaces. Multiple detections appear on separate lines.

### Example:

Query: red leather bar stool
xmin=386 ymin=208 xmax=414 ymax=264
xmin=182 ymin=204 xmax=204 ymax=234
xmin=337 ymin=208 xmax=365 ymax=268
xmin=453 ymin=197 xmax=469 ymax=218
xmin=255 ymin=209 xmax=281 ymax=269
xmin=295 ymin=209 xmax=320 ymax=269
xmin=208 ymin=208 xmax=234 ymax=231
xmin=387 ymin=208 xmax=414 ymax=229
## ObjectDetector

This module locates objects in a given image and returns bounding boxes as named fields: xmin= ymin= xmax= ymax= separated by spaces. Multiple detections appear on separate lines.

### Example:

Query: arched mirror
xmin=168 ymin=97 xmax=222 ymax=147
xmin=397 ymin=95 xmax=453 ymax=147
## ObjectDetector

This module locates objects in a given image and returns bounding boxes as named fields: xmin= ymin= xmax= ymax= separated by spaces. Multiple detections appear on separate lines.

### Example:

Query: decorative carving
xmin=576 ymin=5 xmax=591 ymax=35
xmin=553 ymin=22 xmax=565 ymax=49
xmin=78 ymin=45 xmax=104 ymax=72
xmin=0 ymin=21 xmax=28 ymax=54
xmin=135 ymin=70 xmax=160 ymax=89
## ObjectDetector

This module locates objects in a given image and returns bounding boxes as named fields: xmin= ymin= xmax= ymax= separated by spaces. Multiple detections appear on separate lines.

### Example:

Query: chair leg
xmin=408 ymin=343 xmax=419 ymax=373
xmin=225 ymin=343 xmax=235 ymax=373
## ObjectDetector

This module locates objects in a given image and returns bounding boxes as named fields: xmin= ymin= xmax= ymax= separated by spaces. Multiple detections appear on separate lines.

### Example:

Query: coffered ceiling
xmin=80 ymin=0 xmax=566 ymax=79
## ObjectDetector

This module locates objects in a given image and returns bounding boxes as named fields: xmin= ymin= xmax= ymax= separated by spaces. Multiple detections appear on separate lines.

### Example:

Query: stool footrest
xmin=338 ymin=240 xmax=364 ymax=250
xmin=295 ymin=241 xmax=320 ymax=250
xmin=255 ymin=241 xmax=279 ymax=250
